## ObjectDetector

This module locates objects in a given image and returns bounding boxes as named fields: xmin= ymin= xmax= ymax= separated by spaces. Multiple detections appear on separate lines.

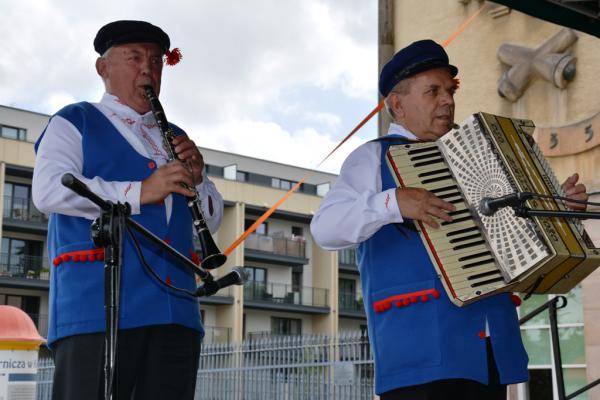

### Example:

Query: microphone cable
xmin=125 ymin=224 xmax=201 ymax=298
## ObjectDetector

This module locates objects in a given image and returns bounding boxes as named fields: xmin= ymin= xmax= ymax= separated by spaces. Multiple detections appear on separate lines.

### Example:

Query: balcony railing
xmin=339 ymin=291 xmax=364 ymax=313
xmin=202 ymin=326 xmax=231 ymax=344
xmin=3 ymin=196 xmax=48 ymax=223
xmin=244 ymin=233 xmax=306 ymax=259
xmin=244 ymin=281 xmax=328 ymax=308
xmin=0 ymin=253 xmax=49 ymax=280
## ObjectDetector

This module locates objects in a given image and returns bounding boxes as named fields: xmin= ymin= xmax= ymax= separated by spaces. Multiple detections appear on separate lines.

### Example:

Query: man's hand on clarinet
xmin=172 ymin=135 xmax=204 ymax=185
xmin=561 ymin=173 xmax=588 ymax=211
xmin=140 ymin=161 xmax=196 ymax=205
xmin=395 ymin=187 xmax=456 ymax=229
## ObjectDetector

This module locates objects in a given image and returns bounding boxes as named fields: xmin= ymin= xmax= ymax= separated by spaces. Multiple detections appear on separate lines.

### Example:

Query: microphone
xmin=195 ymin=267 xmax=249 ymax=297
xmin=61 ymin=173 xmax=111 ymax=211
xmin=479 ymin=192 xmax=530 ymax=216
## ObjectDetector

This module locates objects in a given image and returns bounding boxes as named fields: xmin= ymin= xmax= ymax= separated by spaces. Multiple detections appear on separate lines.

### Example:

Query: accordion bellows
xmin=386 ymin=112 xmax=600 ymax=306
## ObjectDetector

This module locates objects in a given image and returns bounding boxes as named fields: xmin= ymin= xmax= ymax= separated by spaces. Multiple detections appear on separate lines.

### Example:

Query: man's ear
xmin=95 ymin=57 xmax=107 ymax=79
xmin=389 ymin=93 xmax=405 ymax=120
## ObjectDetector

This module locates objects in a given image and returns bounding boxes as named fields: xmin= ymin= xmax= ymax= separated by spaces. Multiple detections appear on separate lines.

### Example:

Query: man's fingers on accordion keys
xmin=422 ymin=214 xmax=440 ymax=229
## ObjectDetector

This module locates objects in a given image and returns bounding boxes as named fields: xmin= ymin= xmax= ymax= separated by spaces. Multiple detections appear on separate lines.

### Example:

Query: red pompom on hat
xmin=165 ymin=48 xmax=182 ymax=66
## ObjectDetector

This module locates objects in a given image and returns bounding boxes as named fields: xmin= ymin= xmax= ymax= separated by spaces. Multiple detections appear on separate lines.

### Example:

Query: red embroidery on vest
xmin=373 ymin=288 xmax=440 ymax=314
xmin=124 ymin=183 xmax=132 ymax=197
xmin=53 ymin=248 xmax=105 ymax=267
xmin=384 ymin=193 xmax=390 ymax=209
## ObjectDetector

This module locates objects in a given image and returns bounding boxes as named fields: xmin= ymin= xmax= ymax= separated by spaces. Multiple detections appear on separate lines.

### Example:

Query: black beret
xmin=379 ymin=39 xmax=458 ymax=97
xmin=94 ymin=20 xmax=170 ymax=55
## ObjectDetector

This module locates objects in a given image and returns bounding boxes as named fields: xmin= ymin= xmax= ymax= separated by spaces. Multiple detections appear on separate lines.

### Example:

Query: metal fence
xmin=35 ymin=332 xmax=375 ymax=400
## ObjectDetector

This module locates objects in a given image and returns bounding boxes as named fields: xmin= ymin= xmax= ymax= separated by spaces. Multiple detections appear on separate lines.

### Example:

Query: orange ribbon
xmin=223 ymin=5 xmax=485 ymax=256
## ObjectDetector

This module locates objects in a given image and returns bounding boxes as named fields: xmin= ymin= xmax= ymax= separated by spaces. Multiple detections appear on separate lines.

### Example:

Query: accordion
xmin=386 ymin=112 xmax=600 ymax=306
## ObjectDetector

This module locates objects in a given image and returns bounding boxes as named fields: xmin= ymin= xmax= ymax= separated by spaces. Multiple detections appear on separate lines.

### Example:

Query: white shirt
xmin=32 ymin=93 xmax=223 ymax=233
xmin=310 ymin=123 xmax=418 ymax=249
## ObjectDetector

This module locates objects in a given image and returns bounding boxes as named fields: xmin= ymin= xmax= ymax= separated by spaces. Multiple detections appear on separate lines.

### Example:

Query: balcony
xmin=339 ymin=290 xmax=365 ymax=319
xmin=0 ymin=253 xmax=50 ymax=289
xmin=338 ymin=249 xmax=358 ymax=275
xmin=3 ymin=196 xmax=48 ymax=233
xmin=244 ymin=233 xmax=308 ymax=266
xmin=243 ymin=281 xmax=329 ymax=314
xmin=202 ymin=326 xmax=231 ymax=344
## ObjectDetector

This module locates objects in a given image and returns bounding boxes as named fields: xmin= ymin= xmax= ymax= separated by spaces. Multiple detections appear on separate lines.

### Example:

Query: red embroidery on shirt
xmin=384 ymin=193 xmax=390 ymax=209
xmin=119 ymin=117 xmax=135 ymax=125
xmin=124 ymin=183 xmax=132 ymax=197
xmin=140 ymin=125 xmax=167 ymax=161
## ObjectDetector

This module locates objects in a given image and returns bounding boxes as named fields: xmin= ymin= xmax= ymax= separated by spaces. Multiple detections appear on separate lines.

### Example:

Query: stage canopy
xmin=494 ymin=0 xmax=600 ymax=38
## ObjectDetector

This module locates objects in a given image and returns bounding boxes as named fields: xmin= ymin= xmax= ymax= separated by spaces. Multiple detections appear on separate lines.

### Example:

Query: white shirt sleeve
xmin=196 ymin=170 xmax=224 ymax=233
xmin=310 ymin=141 xmax=403 ymax=250
xmin=32 ymin=115 xmax=142 ymax=220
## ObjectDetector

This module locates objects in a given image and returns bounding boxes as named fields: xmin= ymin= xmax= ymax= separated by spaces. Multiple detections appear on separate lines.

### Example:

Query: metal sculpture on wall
xmin=497 ymin=28 xmax=578 ymax=102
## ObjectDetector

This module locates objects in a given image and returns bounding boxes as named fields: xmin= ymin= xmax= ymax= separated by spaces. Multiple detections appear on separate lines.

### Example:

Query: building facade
xmin=0 ymin=104 xmax=366 ymax=353
xmin=378 ymin=1 xmax=600 ymax=399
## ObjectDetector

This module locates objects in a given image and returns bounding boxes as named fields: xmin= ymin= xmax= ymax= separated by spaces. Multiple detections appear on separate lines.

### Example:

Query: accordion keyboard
xmin=387 ymin=143 xmax=506 ymax=302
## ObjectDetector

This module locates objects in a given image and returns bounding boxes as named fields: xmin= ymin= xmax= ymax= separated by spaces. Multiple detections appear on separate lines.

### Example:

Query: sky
xmin=0 ymin=0 xmax=379 ymax=174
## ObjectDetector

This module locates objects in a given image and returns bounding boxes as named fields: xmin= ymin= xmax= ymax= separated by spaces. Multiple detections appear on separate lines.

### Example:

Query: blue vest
xmin=37 ymin=102 xmax=203 ymax=346
xmin=357 ymin=135 xmax=528 ymax=394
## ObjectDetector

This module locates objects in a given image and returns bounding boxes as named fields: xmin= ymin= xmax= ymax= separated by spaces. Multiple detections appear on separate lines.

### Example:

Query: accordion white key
xmin=386 ymin=112 xmax=600 ymax=306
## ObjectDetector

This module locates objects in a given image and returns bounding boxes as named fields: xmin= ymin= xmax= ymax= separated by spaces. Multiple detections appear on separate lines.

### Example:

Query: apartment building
xmin=0 ymin=104 xmax=366 ymax=350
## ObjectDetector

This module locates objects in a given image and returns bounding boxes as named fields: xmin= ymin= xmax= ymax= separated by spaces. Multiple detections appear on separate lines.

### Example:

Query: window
xmin=244 ymin=267 xmax=267 ymax=301
xmin=205 ymin=164 xmax=223 ymax=177
xmin=236 ymin=171 xmax=248 ymax=182
xmin=1 ymin=237 xmax=44 ymax=277
xmin=223 ymin=164 xmax=237 ymax=180
xmin=519 ymin=288 xmax=587 ymax=399
xmin=271 ymin=178 xmax=295 ymax=191
xmin=247 ymin=267 xmax=267 ymax=283
xmin=280 ymin=180 xmax=291 ymax=190
xmin=292 ymin=271 xmax=302 ymax=292
xmin=3 ymin=182 xmax=44 ymax=222
xmin=245 ymin=219 xmax=268 ymax=235
xmin=339 ymin=278 xmax=357 ymax=310
xmin=1 ymin=125 xmax=27 ymax=141
xmin=271 ymin=317 xmax=301 ymax=336
xmin=317 ymin=182 xmax=330 ymax=197
xmin=291 ymin=226 xmax=304 ymax=238
xmin=338 ymin=248 xmax=357 ymax=265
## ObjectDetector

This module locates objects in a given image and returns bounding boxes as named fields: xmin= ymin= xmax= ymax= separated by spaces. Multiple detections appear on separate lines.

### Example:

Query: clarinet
xmin=144 ymin=85 xmax=226 ymax=270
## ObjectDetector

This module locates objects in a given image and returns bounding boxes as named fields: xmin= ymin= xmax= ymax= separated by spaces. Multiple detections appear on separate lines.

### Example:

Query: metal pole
xmin=549 ymin=297 xmax=566 ymax=400
xmin=378 ymin=0 xmax=394 ymax=137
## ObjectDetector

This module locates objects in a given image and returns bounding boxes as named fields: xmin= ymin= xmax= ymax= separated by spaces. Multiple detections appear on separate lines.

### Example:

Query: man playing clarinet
xmin=32 ymin=20 xmax=223 ymax=399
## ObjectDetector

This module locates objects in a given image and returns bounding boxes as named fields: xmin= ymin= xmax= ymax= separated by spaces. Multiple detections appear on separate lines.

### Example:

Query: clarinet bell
xmin=197 ymin=231 xmax=227 ymax=269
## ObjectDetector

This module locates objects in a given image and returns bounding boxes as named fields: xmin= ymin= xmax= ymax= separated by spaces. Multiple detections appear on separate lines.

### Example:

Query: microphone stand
xmin=512 ymin=201 xmax=600 ymax=220
xmin=61 ymin=173 xmax=220 ymax=400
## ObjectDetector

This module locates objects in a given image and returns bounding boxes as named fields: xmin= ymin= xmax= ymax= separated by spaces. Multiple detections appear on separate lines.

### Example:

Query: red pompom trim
xmin=165 ymin=48 xmax=182 ymax=66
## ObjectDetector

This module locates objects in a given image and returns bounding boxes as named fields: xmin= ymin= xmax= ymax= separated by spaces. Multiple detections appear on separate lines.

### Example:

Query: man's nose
xmin=441 ymin=90 xmax=455 ymax=106
xmin=140 ymin=58 xmax=152 ymax=75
